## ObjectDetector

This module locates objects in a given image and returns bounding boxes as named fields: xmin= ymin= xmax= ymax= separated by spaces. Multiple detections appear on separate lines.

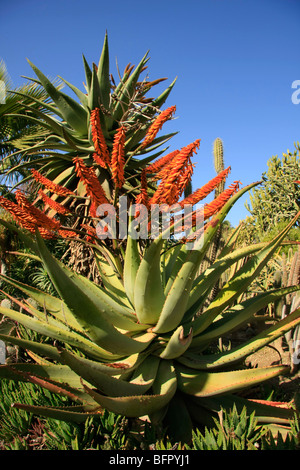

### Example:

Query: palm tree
xmin=0 ymin=60 xmax=58 ymax=190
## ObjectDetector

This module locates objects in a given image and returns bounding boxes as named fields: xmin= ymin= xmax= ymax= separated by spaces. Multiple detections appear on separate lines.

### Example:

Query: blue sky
xmin=1 ymin=0 xmax=300 ymax=227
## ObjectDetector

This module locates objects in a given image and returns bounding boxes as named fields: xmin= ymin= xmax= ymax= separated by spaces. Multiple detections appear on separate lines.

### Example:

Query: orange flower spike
xmin=73 ymin=157 xmax=109 ymax=211
xmin=202 ymin=181 xmax=241 ymax=220
xmin=176 ymin=162 xmax=195 ymax=199
xmin=179 ymin=166 xmax=231 ymax=208
xmin=15 ymin=191 xmax=61 ymax=231
xmin=0 ymin=197 xmax=37 ymax=229
xmin=135 ymin=170 xmax=149 ymax=207
xmin=90 ymin=108 xmax=110 ymax=166
xmin=31 ymin=169 xmax=75 ymax=197
xmin=58 ymin=229 xmax=78 ymax=239
xmin=145 ymin=150 xmax=180 ymax=177
xmin=148 ymin=179 xmax=166 ymax=205
xmin=141 ymin=106 xmax=176 ymax=149
xmin=0 ymin=197 xmax=57 ymax=239
xmin=111 ymin=126 xmax=126 ymax=189
xmin=161 ymin=140 xmax=201 ymax=204
xmin=38 ymin=190 xmax=71 ymax=216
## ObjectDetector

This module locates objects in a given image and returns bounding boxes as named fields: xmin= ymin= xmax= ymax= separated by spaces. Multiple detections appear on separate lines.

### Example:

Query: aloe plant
xmin=0 ymin=72 xmax=300 ymax=443
xmin=1 ymin=33 xmax=176 ymax=205
xmin=0 ymin=172 xmax=299 ymax=444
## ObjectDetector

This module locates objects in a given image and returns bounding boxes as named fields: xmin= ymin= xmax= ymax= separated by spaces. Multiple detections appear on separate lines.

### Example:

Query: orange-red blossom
xmin=145 ymin=150 xmax=180 ymax=178
xmin=73 ymin=157 xmax=109 ymax=217
xmin=0 ymin=195 xmax=58 ymax=239
xmin=150 ymin=140 xmax=200 ymax=205
xmin=141 ymin=106 xmax=176 ymax=149
xmin=90 ymin=108 xmax=110 ymax=167
xmin=193 ymin=181 xmax=241 ymax=224
xmin=179 ymin=167 xmax=231 ymax=208
xmin=111 ymin=126 xmax=126 ymax=189
xmin=31 ymin=169 xmax=75 ymax=197
xmin=38 ymin=190 xmax=71 ymax=216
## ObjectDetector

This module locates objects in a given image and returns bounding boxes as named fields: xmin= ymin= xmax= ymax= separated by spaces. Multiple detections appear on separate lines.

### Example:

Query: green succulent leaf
xmin=191 ymin=284 xmax=300 ymax=349
xmin=11 ymin=403 xmax=101 ymax=423
xmin=159 ymin=325 xmax=193 ymax=359
xmin=57 ymin=348 xmax=159 ymax=397
xmin=81 ymin=359 xmax=177 ymax=417
xmin=0 ymin=274 xmax=84 ymax=332
xmin=35 ymin=230 xmax=154 ymax=355
xmin=181 ymin=306 xmax=300 ymax=369
xmin=97 ymin=31 xmax=111 ymax=113
xmin=0 ymin=304 xmax=118 ymax=361
xmin=176 ymin=364 xmax=289 ymax=397
xmin=187 ymin=242 xmax=266 ymax=313
xmin=192 ymin=210 xmax=300 ymax=336
xmin=27 ymin=60 xmax=88 ymax=136
xmin=123 ymin=222 xmax=141 ymax=306
xmin=94 ymin=250 xmax=130 ymax=305
xmin=0 ymin=333 xmax=61 ymax=362
xmin=134 ymin=237 xmax=165 ymax=324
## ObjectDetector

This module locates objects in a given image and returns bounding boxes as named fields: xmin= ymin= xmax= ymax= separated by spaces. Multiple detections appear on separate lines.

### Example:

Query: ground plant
xmin=0 ymin=35 xmax=299 ymax=447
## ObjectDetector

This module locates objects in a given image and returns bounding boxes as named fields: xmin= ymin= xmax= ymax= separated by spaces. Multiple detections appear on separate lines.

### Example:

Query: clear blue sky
xmin=1 ymin=0 xmax=299 ymax=227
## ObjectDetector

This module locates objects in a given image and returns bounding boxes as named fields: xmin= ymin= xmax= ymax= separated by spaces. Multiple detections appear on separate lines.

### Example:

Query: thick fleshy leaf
xmin=58 ymin=261 xmax=144 ymax=332
xmin=176 ymin=364 xmax=289 ymax=397
xmin=164 ymin=243 xmax=189 ymax=296
xmin=187 ymin=242 xmax=266 ymax=312
xmin=82 ymin=54 xmax=92 ymax=92
xmin=180 ymin=306 xmax=300 ymax=369
xmin=123 ymin=226 xmax=141 ymax=306
xmin=159 ymin=326 xmax=193 ymax=359
xmin=191 ymin=284 xmax=300 ymax=349
xmin=97 ymin=31 xmax=111 ymax=112
xmin=0 ymin=333 xmax=61 ymax=362
xmin=134 ymin=237 xmax=165 ymax=324
xmin=12 ymin=403 xmax=101 ymax=423
xmin=0 ymin=274 xmax=84 ymax=333
xmin=94 ymin=250 xmax=128 ymax=303
xmin=58 ymin=76 xmax=89 ymax=109
xmin=0 ymin=305 xmax=119 ymax=361
xmin=35 ymin=230 xmax=154 ymax=355
xmin=27 ymin=59 xmax=88 ymax=136
xmin=58 ymin=348 xmax=159 ymax=397
xmin=192 ymin=210 xmax=300 ymax=336
xmin=82 ymin=360 xmax=177 ymax=418
xmin=0 ymin=363 xmax=82 ymax=390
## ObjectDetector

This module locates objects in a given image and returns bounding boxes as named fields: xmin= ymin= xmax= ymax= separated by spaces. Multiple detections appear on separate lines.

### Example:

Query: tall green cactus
xmin=213 ymin=137 xmax=225 ymax=190
xmin=273 ymin=246 xmax=300 ymax=371
xmin=202 ymin=138 xmax=226 ymax=303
